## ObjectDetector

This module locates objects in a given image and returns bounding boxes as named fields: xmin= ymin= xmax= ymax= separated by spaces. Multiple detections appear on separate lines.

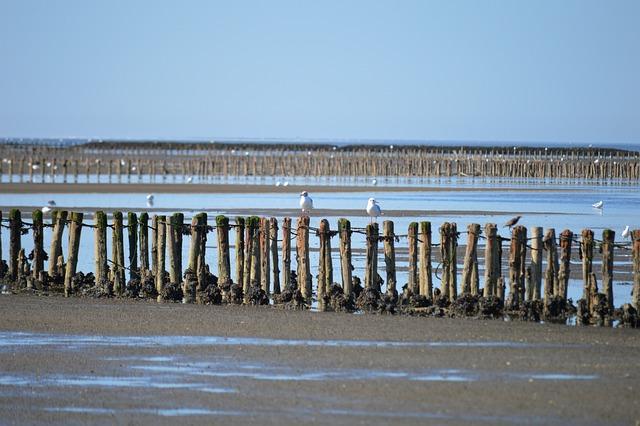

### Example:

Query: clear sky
xmin=1 ymin=0 xmax=638 ymax=145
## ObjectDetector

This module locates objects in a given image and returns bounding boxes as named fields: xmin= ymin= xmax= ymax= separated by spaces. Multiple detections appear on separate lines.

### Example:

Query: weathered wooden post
xmin=543 ymin=228 xmax=559 ymax=303
xmin=296 ymin=216 xmax=311 ymax=301
xmin=64 ymin=212 xmax=83 ymax=297
xmin=260 ymin=217 xmax=271 ymax=294
xmin=270 ymin=217 xmax=280 ymax=294
xmin=168 ymin=213 xmax=184 ymax=286
xmin=197 ymin=214 xmax=208 ymax=291
xmin=461 ymin=223 xmax=480 ymax=295
xmin=151 ymin=215 xmax=159 ymax=279
xmin=31 ymin=210 xmax=44 ymax=279
xmin=419 ymin=221 xmax=433 ymax=298
xmin=48 ymin=210 xmax=67 ymax=279
xmin=581 ymin=229 xmax=594 ymax=311
xmin=407 ymin=222 xmax=418 ymax=294
xmin=282 ymin=217 xmax=292 ymax=290
xmin=9 ymin=209 xmax=21 ymax=280
xmin=235 ymin=217 xmax=245 ymax=287
xmin=632 ymin=229 xmax=640 ymax=310
xmin=529 ymin=227 xmax=543 ymax=300
xmin=364 ymin=222 xmax=379 ymax=291
xmin=139 ymin=212 xmax=150 ymax=277
xmin=383 ymin=220 xmax=397 ymax=296
xmin=242 ymin=217 xmax=255 ymax=300
xmin=558 ymin=229 xmax=573 ymax=301
xmin=601 ymin=229 xmax=615 ymax=312
xmin=112 ymin=212 xmax=126 ymax=294
xmin=155 ymin=215 xmax=167 ymax=298
xmin=439 ymin=222 xmax=458 ymax=301
xmin=94 ymin=211 xmax=108 ymax=290
xmin=507 ymin=225 xmax=527 ymax=306
xmin=483 ymin=223 xmax=498 ymax=298
xmin=216 ymin=215 xmax=231 ymax=288
xmin=338 ymin=218 xmax=353 ymax=297
xmin=128 ymin=212 xmax=139 ymax=281
xmin=248 ymin=216 xmax=261 ymax=291
xmin=317 ymin=219 xmax=333 ymax=307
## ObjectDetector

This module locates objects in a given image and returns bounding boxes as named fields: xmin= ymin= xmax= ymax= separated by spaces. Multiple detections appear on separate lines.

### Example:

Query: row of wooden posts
xmin=2 ymin=142 xmax=640 ymax=181
xmin=2 ymin=209 xmax=640 ymax=314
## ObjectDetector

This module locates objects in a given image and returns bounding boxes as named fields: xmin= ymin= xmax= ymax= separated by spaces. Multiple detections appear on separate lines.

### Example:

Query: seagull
xmin=186 ymin=176 xmax=193 ymax=183
xmin=275 ymin=181 xmax=282 ymax=187
xmin=366 ymin=198 xmax=382 ymax=223
xmin=146 ymin=194 xmax=155 ymax=207
xmin=622 ymin=225 xmax=630 ymax=240
xmin=371 ymin=178 xmax=377 ymax=186
xmin=47 ymin=200 xmax=56 ymax=207
xmin=504 ymin=215 xmax=522 ymax=229
xmin=299 ymin=191 xmax=313 ymax=215
xmin=41 ymin=206 xmax=52 ymax=214
xmin=283 ymin=181 xmax=289 ymax=187
xmin=592 ymin=200 xmax=604 ymax=209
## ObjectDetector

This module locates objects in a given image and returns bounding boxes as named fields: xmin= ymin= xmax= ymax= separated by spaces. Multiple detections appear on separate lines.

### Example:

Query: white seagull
xmin=146 ymin=194 xmax=155 ymax=207
xmin=41 ymin=206 xmax=52 ymax=214
xmin=186 ymin=176 xmax=193 ymax=183
xmin=366 ymin=198 xmax=382 ymax=223
xmin=592 ymin=200 xmax=604 ymax=209
xmin=299 ymin=191 xmax=313 ymax=215
xmin=622 ymin=225 xmax=630 ymax=240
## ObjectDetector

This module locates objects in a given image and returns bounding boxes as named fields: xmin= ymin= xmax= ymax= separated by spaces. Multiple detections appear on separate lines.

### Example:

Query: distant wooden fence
xmin=1 ymin=208 xmax=639 ymax=327
xmin=1 ymin=142 xmax=640 ymax=181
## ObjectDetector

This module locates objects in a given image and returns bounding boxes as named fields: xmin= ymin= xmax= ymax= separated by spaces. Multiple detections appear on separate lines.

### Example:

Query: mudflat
xmin=0 ymin=294 xmax=638 ymax=425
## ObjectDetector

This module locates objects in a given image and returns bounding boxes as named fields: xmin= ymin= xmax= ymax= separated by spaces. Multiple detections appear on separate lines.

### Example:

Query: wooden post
xmin=407 ymin=222 xmax=418 ymax=294
xmin=139 ymin=212 xmax=149 ymax=277
xmin=543 ymin=228 xmax=559 ymax=304
xmin=383 ymin=220 xmax=396 ymax=295
xmin=151 ymin=215 xmax=159 ymax=280
xmin=601 ymin=229 xmax=615 ymax=312
xmin=31 ymin=210 xmax=44 ymax=279
xmin=235 ymin=217 xmax=245 ymax=287
xmin=64 ymin=212 xmax=83 ymax=297
xmin=168 ymin=213 xmax=184 ymax=285
xmin=94 ymin=211 xmax=108 ymax=289
xmin=483 ymin=223 xmax=498 ymax=298
xmin=48 ymin=210 xmax=67 ymax=278
xmin=0 ymin=211 xmax=2 ymax=277
xmin=128 ymin=212 xmax=139 ymax=281
xmin=197 ymin=214 xmax=208 ymax=291
xmin=112 ymin=212 xmax=126 ymax=295
xmin=558 ymin=229 xmax=573 ymax=301
xmin=242 ymin=217 xmax=255 ymax=300
xmin=248 ymin=216 xmax=261 ymax=291
xmin=338 ymin=218 xmax=353 ymax=297
xmin=439 ymin=222 xmax=458 ymax=301
xmin=155 ymin=215 xmax=166 ymax=298
xmin=364 ymin=223 xmax=379 ymax=291
xmin=9 ymin=209 xmax=21 ymax=280
xmin=507 ymin=225 xmax=526 ymax=306
xmin=270 ymin=217 xmax=280 ymax=294
xmin=260 ymin=217 xmax=271 ymax=294
xmin=216 ymin=215 xmax=231 ymax=287
xmin=296 ymin=216 xmax=311 ymax=301
xmin=529 ymin=227 xmax=543 ymax=301
xmin=581 ymin=229 xmax=594 ymax=311
xmin=419 ymin=221 xmax=433 ymax=298
xmin=632 ymin=229 xmax=640 ymax=310
xmin=461 ymin=223 xmax=480 ymax=295
xmin=282 ymin=217 xmax=292 ymax=290
xmin=317 ymin=219 xmax=333 ymax=305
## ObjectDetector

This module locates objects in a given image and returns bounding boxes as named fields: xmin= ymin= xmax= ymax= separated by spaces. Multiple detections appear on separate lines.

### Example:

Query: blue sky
xmin=0 ymin=1 xmax=638 ymax=145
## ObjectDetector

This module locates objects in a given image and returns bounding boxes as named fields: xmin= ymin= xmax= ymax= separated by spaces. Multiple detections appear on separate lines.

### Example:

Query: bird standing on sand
xmin=504 ymin=215 xmax=522 ymax=229
xmin=366 ymin=198 xmax=382 ymax=223
xmin=592 ymin=200 xmax=604 ymax=209
xmin=299 ymin=191 xmax=313 ymax=215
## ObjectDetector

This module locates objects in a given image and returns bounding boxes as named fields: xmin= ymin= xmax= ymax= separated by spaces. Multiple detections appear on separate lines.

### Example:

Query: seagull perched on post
xmin=299 ymin=191 xmax=313 ymax=215
xmin=622 ymin=225 xmax=630 ymax=240
xmin=366 ymin=198 xmax=382 ymax=223
xmin=503 ymin=215 xmax=522 ymax=229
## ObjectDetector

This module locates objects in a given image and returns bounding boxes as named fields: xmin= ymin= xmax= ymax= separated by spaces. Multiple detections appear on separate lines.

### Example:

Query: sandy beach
xmin=0 ymin=294 xmax=638 ymax=425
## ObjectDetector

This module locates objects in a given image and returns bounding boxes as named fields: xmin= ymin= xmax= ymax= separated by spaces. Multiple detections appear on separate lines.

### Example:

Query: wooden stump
xmin=94 ymin=211 xmax=108 ymax=290
xmin=558 ymin=229 xmax=573 ymax=301
xmin=155 ymin=215 xmax=167 ymax=299
xmin=282 ymin=217 xmax=291 ymax=290
xmin=235 ymin=217 xmax=245 ymax=287
xmin=529 ymin=227 xmax=543 ymax=301
xmin=419 ymin=221 xmax=433 ymax=298
xmin=128 ymin=212 xmax=139 ymax=281
xmin=601 ymin=229 xmax=615 ymax=312
xmin=382 ymin=220 xmax=397 ymax=296
xmin=270 ymin=217 xmax=281 ymax=294
xmin=64 ymin=212 xmax=83 ymax=297
xmin=9 ymin=209 xmax=21 ymax=280
xmin=216 ymin=215 xmax=231 ymax=288
xmin=31 ymin=210 xmax=44 ymax=279
xmin=260 ymin=217 xmax=271 ymax=294
xmin=168 ymin=213 xmax=184 ymax=286
xmin=112 ymin=212 xmax=126 ymax=295
xmin=296 ymin=216 xmax=311 ymax=301
xmin=543 ymin=228 xmax=559 ymax=304
xmin=139 ymin=212 xmax=150 ymax=277
xmin=483 ymin=223 xmax=499 ymax=298
xmin=364 ymin=223 xmax=379 ymax=291
xmin=407 ymin=222 xmax=418 ymax=294
xmin=632 ymin=229 xmax=640 ymax=310
xmin=461 ymin=223 xmax=480 ymax=295
xmin=338 ymin=218 xmax=353 ymax=297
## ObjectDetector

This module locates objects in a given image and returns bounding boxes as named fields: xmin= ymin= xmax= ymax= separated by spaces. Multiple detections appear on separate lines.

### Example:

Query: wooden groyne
xmin=1 ymin=208 xmax=639 ymax=328
xmin=1 ymin=141 xmax=639 ymax=182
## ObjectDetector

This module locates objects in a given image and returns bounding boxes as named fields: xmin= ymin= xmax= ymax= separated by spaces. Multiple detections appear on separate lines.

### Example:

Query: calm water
xmin=1 ymin=178 xmax=638 ymax=305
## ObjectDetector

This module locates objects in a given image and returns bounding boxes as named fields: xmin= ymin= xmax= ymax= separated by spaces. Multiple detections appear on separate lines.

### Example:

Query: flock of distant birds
xmin=37 ymin=193 xmax=631 ymax=241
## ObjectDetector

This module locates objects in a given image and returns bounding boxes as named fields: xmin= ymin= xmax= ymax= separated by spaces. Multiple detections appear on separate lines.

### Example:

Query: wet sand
xmin=0 ymin=294 xmax=638 ymax=425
